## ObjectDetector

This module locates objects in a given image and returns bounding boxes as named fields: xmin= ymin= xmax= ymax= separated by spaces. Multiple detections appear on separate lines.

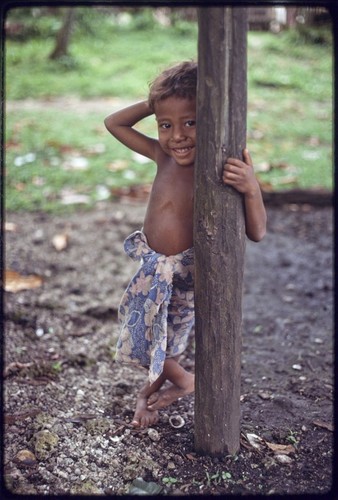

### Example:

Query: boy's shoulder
xmin=154 ymin=143 xmax=172 ymax=167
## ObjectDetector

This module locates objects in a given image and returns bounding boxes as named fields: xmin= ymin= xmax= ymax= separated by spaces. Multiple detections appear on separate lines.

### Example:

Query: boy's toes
xmin=142 ymin=412 xmax=159 ymax=428
xmin=147 ymin=392 xmax=159 ymax=406
xmin=131 ymin=418 xmax=141 ymax=428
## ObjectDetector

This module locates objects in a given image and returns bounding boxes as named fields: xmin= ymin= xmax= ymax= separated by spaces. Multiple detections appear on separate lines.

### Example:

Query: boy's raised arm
xmin=104 ymin=100 xmax=158 ymax=161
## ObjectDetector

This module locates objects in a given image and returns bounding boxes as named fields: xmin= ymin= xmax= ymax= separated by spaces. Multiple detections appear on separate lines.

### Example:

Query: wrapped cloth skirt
xmin=116 ymin=230 xmax=194 ymax=383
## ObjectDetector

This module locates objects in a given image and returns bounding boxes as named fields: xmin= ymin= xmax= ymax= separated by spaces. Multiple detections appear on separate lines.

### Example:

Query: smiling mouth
xmin=172 ymin=146 xmax=194 ymax=154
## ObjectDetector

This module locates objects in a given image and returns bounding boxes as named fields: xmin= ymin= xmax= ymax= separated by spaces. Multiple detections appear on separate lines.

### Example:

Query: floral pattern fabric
xmin=116 ymin=230 xmax=194 ymax=383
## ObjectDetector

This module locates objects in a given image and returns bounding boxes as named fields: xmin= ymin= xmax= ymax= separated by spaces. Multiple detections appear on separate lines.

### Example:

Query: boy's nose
xmin=172 ymin=125 xmax=185 ymax=140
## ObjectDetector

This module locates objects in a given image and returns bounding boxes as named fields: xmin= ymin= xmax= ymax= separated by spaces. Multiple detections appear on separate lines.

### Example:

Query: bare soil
xmin=3 ymin=200 xmax=334 ymax=497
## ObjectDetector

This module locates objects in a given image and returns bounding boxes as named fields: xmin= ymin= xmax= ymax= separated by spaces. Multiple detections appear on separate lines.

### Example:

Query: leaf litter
xmin=4 ymin=270 xmax=43 ymax=293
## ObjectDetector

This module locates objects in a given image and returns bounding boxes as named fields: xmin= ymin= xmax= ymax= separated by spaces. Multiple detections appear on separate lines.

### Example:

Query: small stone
xmin=167 ymin=461 xmax=176 ymax=470
xmin=258 ymin=392 xmax=271 ymax=400
xmin=148 ymin=428 xmax=160 ymax=442
xmin=32 ymin=430 xmax=59 ymax=460
xmin=32 ymin=229 xmax=44 ymax=244
xmin=56 ymin=469 xmax=68 ymax=479
xmin=275 ymin=454 xmax=292 ymax=464
xmin=76 ymin=389 xmax=85 ymax=399
xmin=71 ymin=480 xmax=102 ymax=495
xmin=14 ymin=449 xmax=37 ymax=467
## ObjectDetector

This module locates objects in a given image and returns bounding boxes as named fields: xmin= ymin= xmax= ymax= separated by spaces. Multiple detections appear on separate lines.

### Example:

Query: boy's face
xmin=155 ymin=96 xmax=196 ymax=167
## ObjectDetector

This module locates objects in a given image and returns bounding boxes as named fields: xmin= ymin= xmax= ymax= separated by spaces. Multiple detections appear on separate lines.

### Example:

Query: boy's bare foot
xmin=131 ymin=393 xmax=159 ymax=428
xmin=147 ymin=372 xmax=194 ymax=411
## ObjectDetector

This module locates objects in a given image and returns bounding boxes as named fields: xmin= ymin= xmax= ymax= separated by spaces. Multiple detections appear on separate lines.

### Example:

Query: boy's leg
xmin=147 ymin=357 xmax=194 ymax=411
xmin=132 ymin=371 xmax=167 ymax=427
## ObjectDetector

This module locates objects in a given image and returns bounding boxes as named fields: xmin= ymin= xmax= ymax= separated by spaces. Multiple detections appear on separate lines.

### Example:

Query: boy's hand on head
xmin=222 ymin=149 xmax=260 ymax=198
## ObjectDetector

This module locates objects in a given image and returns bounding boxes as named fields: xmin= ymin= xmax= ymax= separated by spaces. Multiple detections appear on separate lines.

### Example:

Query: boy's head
xmin=148 ymin=61 xmax=197 ymax=112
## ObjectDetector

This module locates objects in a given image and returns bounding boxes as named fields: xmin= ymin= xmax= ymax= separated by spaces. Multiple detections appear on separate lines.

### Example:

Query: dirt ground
xmin=3 ymin=199 xmax=334 ymax=497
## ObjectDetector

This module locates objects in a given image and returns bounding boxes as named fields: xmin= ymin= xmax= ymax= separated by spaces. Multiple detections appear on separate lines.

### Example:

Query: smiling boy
xmin=104 ymin=61 xmax=266 ymax=427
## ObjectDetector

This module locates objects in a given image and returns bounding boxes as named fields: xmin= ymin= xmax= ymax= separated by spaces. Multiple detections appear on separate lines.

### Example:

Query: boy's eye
xmin=185 ymin=120 xmax=196 ymax=127
xmin=159 ymin=123 xmax=171 ymax=129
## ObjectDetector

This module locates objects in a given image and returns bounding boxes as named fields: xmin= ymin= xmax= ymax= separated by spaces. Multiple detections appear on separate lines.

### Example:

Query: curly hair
xmin=148 ymin=60 xmax=197 ymax=111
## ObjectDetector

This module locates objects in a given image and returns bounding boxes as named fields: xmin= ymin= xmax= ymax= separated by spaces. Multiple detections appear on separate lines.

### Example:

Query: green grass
xmin=247 ymin=30 xmax=332 ymax=191
xmin=5 ymin=8 xmax=198 ymax=100
xmin=5 ymin=108 xmax=157 ymax=212
xmin=5 ymin=8 xmax=333 ymax=212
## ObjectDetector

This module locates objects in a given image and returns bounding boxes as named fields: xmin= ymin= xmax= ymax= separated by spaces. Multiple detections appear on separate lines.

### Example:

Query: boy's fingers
xmin=243 ymin=148 xmax=253 ymax=166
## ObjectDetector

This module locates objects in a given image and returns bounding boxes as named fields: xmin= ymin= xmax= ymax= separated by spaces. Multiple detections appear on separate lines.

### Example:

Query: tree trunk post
xmin=194 ymin=7 xmax=248 ymax=456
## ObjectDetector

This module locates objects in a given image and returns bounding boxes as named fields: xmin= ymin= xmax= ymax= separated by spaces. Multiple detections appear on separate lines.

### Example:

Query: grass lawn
xmin=5 ymin=7 xmax=333 ymax=212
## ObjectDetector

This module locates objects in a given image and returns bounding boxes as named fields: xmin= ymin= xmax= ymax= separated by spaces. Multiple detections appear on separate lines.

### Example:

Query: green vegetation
xmin=247 ymin=29 xmax=332 ymax=191
xmin=5 ymin=7 xmax=333 ymax=212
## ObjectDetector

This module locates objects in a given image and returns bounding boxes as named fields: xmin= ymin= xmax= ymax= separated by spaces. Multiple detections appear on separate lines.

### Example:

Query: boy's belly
xmin=143 ymin=213 xmax=193 ymax=256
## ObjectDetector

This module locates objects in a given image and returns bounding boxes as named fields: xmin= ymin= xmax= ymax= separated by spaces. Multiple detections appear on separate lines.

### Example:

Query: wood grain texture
xmin=194 ymin=7 xmax=248 ymax=456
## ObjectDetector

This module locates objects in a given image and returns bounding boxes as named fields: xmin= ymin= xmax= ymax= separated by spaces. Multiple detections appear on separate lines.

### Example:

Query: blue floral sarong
xmin=116 ymin=230 xmax=194 ymax=383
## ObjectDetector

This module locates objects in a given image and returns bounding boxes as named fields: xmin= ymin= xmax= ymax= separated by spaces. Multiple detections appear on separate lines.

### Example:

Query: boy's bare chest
xmin=149 ymin=170 xmax=194 ymax=211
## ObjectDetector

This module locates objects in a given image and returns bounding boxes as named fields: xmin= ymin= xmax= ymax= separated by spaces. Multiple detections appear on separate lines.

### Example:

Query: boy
xmin=104 ymin=61 xmax=266 ymax=428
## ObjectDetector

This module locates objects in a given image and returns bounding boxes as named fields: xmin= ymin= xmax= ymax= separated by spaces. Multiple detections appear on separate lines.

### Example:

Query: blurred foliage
xmin=5 ymin=6 xmax=198 ymax=41
xmin=4 ymin=6 xmax=333 ymax=212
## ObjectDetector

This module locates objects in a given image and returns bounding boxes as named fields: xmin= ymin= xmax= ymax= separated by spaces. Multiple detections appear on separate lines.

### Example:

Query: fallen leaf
xmin=85 ymin=143 xmax=106 ymax=155
xmin=265 ymin=442 xmax=296 ymax=455
xmin=302 ymin=150 xmax=321 ymax=161
xmin=255 ymin=161 xmax=271 ymax=172
xmin=245 ymin=433 xmax=264 ymax=450
xmin=14 ymin=152 xmax=36 ymax=167
xmin=132 ymin=151 xmax=151 ymax=164
xmin=4 ymin=361 xmax=34 ymax=378
xmin=123 ymin=169 xmax=136 ymax=180
xmin=272 ymin=161 xmax=290 ymax=170
xmin=4 ymin=270 xmax=43 ymax=293
xmin=313 ymin=420 xmax=334 ymax=432
xmin=32 ymin=176 xmax=45 ymax=186
xmin=186 ymin=453 xmax=196 ymax=461
xmin=5 ymin=408 xmax=40 ymax=424
xmin=95 ymin=185 xmax=111 ymax=201
xmin=278 ymin=175 xmax=299 ymax=186
xmin=5 ymin=222 xmax=17 ymax=232
xmin=258 ymin=180 xmax=273 ymax=192
xmin=251 ymin=130 xmax=265 ymax=141
xmin=308 ymin=136 xmax=320 ymax=146
xmin=275 ymin=454 xmax=293 ymax=464
xmin=52 ymin=233 xmax=69 ymax=251
xmin=60 ymin=189 xmax=90 ymax=205
xmin=107 ymin=159 xmax=128 ymax=172
xmin=62 ymin=155 xmax=89 ymax=171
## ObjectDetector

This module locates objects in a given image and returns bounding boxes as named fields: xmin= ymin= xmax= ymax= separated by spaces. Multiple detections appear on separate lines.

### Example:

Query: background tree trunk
xmin=194 ymin=7 xmax=248 ymax=456
xmin=49 ymin=8 xmax=76 ymax=60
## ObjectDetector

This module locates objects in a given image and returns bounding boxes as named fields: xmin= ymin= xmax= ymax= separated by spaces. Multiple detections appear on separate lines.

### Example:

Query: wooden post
xmin=194 ymin=7 xmax=248 ymax=456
